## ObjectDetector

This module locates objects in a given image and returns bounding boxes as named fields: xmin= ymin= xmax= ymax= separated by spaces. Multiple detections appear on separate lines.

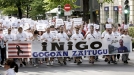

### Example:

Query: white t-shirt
xmin=50 ymin=30 xmax=58 ymax=38
xmin=42 ymin=32 xmax=54 ymax=42
xmin=25 ymin=32 xmax=33 ymax=41
xmin=6 ymin=68 xmax=16 ymax=75
xmin=86 ymin=33 xmax=97 ymax=40
xmin=71 ymin=33 xmax=84 ymax=40
xmin=16 ymin=32 xmax=27 ymax=41
xmin=104 ymin=33 xmax=114 ymax=44
xmin=112 ymin=31 xmax=120 ymax=37
xmin=4 ymin=34 xmax=15 ymax=41
xmin=94 ymin=31 xmax=101 ymax=39
xmin=56 ymin=32 xmax=69 ymax=41
xmin=101 ymin=30 xmax=108 ymax=38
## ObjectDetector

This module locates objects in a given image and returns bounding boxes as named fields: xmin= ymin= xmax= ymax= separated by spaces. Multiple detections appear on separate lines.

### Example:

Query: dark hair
xmin=50 ymin=25 xmax=55 ymax=28
xmin=5 ymin=59 xmax=19 ymax=73
xmin=118 ymin=24 xmax=121 ymax=27
xmin=34 ymin=30 xmax=38 ymax=34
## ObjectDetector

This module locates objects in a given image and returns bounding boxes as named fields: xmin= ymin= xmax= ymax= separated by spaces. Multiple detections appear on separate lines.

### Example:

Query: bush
xmin=128 ymin=27 xmax=134 ymax=38
xmin=128 ymin=27 xmax=134 ymax=43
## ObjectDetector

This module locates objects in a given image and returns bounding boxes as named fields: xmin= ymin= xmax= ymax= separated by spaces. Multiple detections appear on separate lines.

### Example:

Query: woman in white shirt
xmin=4 ymin=59 xmax=18 ymax=75
xmin=31 ymin=30 xmax=41 ymax=66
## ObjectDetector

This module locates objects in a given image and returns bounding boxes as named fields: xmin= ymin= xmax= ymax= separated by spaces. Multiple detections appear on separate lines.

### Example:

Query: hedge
xmin=128 ymin=27 xmax=134 ymax=43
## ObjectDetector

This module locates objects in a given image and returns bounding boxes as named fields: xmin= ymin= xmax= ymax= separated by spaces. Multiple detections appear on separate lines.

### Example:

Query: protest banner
xmin=6 ymin=37 xmax=132 ymax=58
xmin=7 ymin=41 xmax=31 ymax=58
xmin=32 ymin=39 xmax=109 ymax=58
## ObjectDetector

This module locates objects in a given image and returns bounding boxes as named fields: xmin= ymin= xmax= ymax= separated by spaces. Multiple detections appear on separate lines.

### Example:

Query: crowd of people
xmin=0 ymin=16 xmax=132 ymax=74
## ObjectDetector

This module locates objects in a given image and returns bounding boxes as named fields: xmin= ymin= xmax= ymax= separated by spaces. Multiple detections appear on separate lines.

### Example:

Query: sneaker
xmin=34 ymin=64 xmax=37 ymax=67
xmin=46 ymin=63 xmax=49 ymax=66
xmin=50 ymin=61 xmax=53 ymax=66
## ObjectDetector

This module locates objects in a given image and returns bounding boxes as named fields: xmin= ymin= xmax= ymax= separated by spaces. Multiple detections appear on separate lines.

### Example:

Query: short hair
xmin=119 ymin=39 xmax=123 ymax=43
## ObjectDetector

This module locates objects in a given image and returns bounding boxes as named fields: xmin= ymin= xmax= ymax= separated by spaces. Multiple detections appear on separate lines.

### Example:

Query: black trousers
xmin=0 ymin=47 xmax=6 ymax=65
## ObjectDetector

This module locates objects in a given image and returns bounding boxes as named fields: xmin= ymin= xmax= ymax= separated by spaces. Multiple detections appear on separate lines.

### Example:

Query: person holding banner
xmin=103 ymin=24 xmax=117 ymax=64
xmin=16 ymin=27 xmax=27 ymax=67
xmin=120 ymin=29 xmax=130 ymax=63
xmin=4 ymin=28 xmax=15 ymax=42
xmin=86 ymin=25 xmax=97 ymax=64
xmin=41 ymin=27 xmax=55 ymax=66
xmin=71 ymin=27 xmax=84 ymax=65
xmin=0 ymin=29 xmax=6 ymax=67
xmin=56 ymin=26 xmax=69 ymax=65
xmin=31 ymin=30 xmax=41 ymax=66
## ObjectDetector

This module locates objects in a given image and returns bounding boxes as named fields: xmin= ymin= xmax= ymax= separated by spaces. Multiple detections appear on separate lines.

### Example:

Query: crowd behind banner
xmin=0 ymin=16 xmax=132 ymax=67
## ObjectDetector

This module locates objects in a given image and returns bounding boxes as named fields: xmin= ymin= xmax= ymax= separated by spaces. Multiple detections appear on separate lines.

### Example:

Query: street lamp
xmin=99 ymin=0 xmax=104 ymax=8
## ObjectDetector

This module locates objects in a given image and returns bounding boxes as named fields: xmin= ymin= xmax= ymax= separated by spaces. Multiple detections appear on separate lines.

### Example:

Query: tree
xmin=0 ymin=0 xmax=33 ymax=19
xmin=29 ymin=0 xmax=46 ymax=20
xmin=43 ymin=0 xmax=79 ymax=11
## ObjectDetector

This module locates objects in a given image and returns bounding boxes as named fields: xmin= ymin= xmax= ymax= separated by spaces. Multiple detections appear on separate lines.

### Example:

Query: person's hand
xmin=67 ymin=38 xmax=70 ymax=41
xmin=58 ymin=39 xmax=60 ymax=41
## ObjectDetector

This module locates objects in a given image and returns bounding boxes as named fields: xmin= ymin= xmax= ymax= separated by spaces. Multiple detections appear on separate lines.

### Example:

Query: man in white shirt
xmin=16 ymin=27 xmax=27 ymax=41
xmin=112 ymin=26 xmax=120 ymax=37
xmin=71 ymin=27 xmax=84 ymax=65
xmin=16 ymin=27 xmax=27 ymax=67
xmin=56 ymin=26 xmax=69 ymax=65
xmin=42 ymin=27 xmax=54 ymax=66
xmin=86 ymin=25 xmax=97 ymax=64
xmin=4 ymin=28 xmax=15 ymax=42
xmin=104 ymin=28 xmax=117 ymax=64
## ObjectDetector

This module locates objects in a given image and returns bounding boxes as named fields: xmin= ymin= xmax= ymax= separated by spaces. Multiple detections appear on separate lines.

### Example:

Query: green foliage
xmin=128 ymin=27 xmax=134 ymax=38
xmin=29 ymin=0 xmax=46 ymax=19
xmin=0 ymin=0 xmax=33 ymax=16
xmin=98 ymin=0 xmax=113 ymax=3
xmin=43 ymin=0 xmax=79 ymax=11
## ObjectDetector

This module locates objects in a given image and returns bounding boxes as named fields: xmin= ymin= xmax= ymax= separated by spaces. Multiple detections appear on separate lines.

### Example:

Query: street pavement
xmin=0 ymin=52 xmax=134 ymax=75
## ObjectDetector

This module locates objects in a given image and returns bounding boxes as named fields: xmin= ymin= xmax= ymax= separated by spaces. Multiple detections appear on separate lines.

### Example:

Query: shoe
xmin=113 ymin=61 xmax=117 ymax=64
xmin=63 ymin=61 xmax=67 ymax=65
xmin=127 ymin=58 xmax=130 ymax=60
xmin=46 ymin=63 xmax=49 ymax=66
xmin=74 ymin=60 xmax=76 ymax=63
xmin=124 ymin=61 xmax=128 ymax=64
xmin=91 ymin=62 xmax=94 ymax=64
xmin=108 ymin=61 xmax=110 ymax=64
xmin=50 ymin=61 xmax=53 ymax=66
xmin=34 ymin=64 xmax=37 ymax=66
xmin=20 ymin=64 xmax=23 ymax=67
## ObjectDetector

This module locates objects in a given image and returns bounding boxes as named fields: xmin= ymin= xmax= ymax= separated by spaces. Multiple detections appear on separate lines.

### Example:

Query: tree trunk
xmin=16 ymin=1 xmax=22 ymax=19
xmin=17 ymin=6 xmax=22 ymax=19
xmin=83 ymin=0 xmax=89 ymax=22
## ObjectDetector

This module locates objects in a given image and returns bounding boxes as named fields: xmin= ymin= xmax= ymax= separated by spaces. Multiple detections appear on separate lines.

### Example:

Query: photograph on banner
xmin=107 ymin=37 xmax=132 ymax=54
xmin=7 ymin=41 xmax=32 ymax=58
xmin=72 ymin=39 xmax=109 ymax=56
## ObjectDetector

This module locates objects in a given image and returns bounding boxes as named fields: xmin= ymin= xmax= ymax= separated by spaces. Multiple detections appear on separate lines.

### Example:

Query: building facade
xmin=100 ymin=0 xmax=134 ymax=24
